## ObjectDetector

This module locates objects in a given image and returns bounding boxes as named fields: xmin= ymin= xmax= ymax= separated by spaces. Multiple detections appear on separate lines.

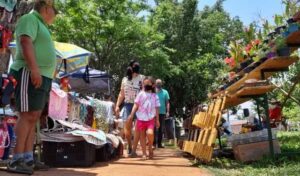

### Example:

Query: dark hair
xmin=34 ymin=1 xmax=47 ymax=12
xmin=129 ymin=60 xmax=137 ymax=67
xmin=126 ymin=66 xmax=133 ymax=80
xmin=104 ymin=93 xmax=111 ymax=100
xmin=126 ymin=60 xmax=139 ymax=80
xmin=144 ymin=76 xmax=156 ymax=93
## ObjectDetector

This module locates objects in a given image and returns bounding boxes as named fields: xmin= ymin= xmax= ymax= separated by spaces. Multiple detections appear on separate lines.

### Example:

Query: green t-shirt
xmin=157 ymin=88 xmax=170 ymax=114
xmin=10 ymin=11 xmax=56 ymax=79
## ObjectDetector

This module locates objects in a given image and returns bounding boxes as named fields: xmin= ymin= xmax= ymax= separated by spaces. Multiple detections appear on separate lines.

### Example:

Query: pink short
xmin=136 ymin=118 xmax=155 ymax=131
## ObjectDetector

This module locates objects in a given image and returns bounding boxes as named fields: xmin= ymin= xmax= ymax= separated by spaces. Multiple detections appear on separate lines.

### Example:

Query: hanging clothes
xmin=91 ymin=99 xmax=116 ymax=132
xmin=0 ymin=120 xmax=9 ymax=158
xmin=85 ymin=106 xmax=94 ymax=127
xmin=92 ymin=99 xmax=114 ymax=124
xmin=67 ymin=95 xmax=81 ymax=122
xmin=48 ymin=87 xmax=68 ymax=120
xmin=0 ymin=0 xmax=17 ymax=12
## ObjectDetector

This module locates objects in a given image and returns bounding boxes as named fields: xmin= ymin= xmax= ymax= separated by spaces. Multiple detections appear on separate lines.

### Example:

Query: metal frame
xmin=260 ymin=67 xmax=290 ymax=157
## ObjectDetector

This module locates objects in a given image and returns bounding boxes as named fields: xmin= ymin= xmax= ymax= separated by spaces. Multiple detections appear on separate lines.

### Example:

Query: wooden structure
xmin=183 ymin=30 xmax=300 ymax=162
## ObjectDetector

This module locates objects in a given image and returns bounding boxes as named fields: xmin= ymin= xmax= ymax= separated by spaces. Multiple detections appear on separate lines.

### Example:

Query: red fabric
xmin=136 ymin=118 xmax=155 ymax=131
xmin=269 ymin=107 xmax=282 ymax=121
xmin=60 ymin=77 xmax=70 ymax=92
xmin=0 ymin=26 xmax=12 ymax=48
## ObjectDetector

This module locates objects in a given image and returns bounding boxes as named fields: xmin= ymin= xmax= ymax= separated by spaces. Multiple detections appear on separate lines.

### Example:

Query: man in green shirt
xmin=7 ymin=0 xmax=57 ymax=174
xmin=154 ymin=79 xmax=170 ymax=148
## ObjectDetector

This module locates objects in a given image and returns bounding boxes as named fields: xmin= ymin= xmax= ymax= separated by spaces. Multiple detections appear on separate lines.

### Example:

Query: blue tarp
xmin=59 ymin=67 xmax=111 ymax=93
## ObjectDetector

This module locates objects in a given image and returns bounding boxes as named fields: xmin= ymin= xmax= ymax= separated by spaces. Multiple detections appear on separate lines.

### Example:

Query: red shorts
xmin=136 ymin=118 xmax=155 ymax=131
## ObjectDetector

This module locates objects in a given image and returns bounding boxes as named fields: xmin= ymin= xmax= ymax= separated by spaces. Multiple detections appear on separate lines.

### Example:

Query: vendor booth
xmin=182 ymin=15 xmax=300 ymax=163
xmin=0 ymin=40 xmax=122 ymax=168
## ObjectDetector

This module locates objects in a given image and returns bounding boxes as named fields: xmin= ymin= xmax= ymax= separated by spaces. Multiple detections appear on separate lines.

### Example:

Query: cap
xmin=35 ymin=0 xmax=54 ymax=6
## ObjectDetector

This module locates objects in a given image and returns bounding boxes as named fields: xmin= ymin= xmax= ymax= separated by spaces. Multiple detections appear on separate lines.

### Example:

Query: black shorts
xmin=10 ymin=68 xmax=52 ymax=112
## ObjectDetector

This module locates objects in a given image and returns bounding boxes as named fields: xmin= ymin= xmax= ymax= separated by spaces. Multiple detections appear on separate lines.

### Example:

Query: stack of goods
xmin=228 ymin=129 xmax=281 ymax=162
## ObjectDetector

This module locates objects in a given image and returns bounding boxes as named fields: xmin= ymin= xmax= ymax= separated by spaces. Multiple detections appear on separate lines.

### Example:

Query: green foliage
xmin=52 ymin=0 xmax=170 ymax=94
xmin=274 ymin=14 xmax=284 ymax=27
xmin=199 ymin=132 xmax=300 ymax=176
xmin=149 ymin=0 xmax=245 ymax=114
xmin=283 ymin=102 xmax=300 ymax=122
xmin=51 ymin=0 xmax=245 ymax=115
xmin=282 ymin=0 xmax=300 ymax=18
xmin=228 ymin=41 xmax=245 ymax=64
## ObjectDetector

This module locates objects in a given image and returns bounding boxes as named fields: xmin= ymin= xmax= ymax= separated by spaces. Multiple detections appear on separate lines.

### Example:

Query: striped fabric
xmin=20 ymin=68 xmax=30 ymax=112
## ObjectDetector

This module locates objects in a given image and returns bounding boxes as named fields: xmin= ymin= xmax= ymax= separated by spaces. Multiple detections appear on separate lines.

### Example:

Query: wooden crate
xmin=233 ymin=140 xmax=281 ymax=163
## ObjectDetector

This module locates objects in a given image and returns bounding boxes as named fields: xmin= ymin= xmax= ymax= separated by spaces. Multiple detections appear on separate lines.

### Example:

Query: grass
xmin=197 ymin=131 xmax=300 ymax=176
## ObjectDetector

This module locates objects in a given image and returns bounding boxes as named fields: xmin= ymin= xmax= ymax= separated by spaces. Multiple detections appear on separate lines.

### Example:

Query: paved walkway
xmin=0 ymin=148 xmax=211 ymax=176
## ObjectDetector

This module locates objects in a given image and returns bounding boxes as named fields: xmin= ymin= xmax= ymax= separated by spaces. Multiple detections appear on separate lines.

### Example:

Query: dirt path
xmin=0 ymin=148 xmax=212 ymax=176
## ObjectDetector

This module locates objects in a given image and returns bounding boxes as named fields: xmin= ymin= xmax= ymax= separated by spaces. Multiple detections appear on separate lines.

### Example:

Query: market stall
xmin=182 ymin=14 xmax=300 ymax=163
xmin=1 ymin=38 xmax=121 ymax=167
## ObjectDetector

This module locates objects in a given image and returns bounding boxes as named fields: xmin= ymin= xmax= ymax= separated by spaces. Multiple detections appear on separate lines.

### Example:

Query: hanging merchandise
xmin=92 ymin=99 xmax=114 ymax=124
xmin=0 ymin=119 xmax=10 ymax=158
xmin=95 ymin=118 xmax=109 ymax=133
xmin=91 ymin=99 xmax=115 ymax=133
xmin=48 ymin=87 xmax=68 ymax=120
xmin=0 ymin=74 xmax=16 ymax=106
xmin=67 ymin=96 xmax=81 ymax=123
xmin=78 ymin=98 xmax=90 ymax=123
xmin=85 ymin=106 xmax=94 ymax=127
xmin=2 ymin=120 xmax=15 ymax=160
xmin=0 ymin=0 xmax=17 ymax=12
xmin=0 ymin=25 xmax=12 ymax=49
xmin=60 ymin=76 xmax=70 ymax=92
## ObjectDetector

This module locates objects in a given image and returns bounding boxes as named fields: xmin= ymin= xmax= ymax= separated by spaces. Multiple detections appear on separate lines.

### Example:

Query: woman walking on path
xmin=115 ymin=60 xmax=144 ymax=154
xmin=128 ymin=77 xmax=160 ymax=159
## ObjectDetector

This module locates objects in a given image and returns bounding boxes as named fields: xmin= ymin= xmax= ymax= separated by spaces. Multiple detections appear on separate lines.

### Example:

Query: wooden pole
xmin=272 ymin=83 xmax=300 ymax=106
xmin=282 ymin=76 xmax=300 ymax=107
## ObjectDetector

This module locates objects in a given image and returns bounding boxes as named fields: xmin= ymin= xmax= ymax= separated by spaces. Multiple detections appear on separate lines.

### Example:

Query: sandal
xmin=142 ymin=155 xmax=147 ymax=160
xmin=149 ymin=151 xmax=154 ymax=159
xmin=129 ymin=152 xmax=138 ymax=158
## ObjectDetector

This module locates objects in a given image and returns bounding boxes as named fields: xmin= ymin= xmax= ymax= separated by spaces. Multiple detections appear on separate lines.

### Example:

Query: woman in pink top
xmin=128 ymin=76 xmax=160 ymax=159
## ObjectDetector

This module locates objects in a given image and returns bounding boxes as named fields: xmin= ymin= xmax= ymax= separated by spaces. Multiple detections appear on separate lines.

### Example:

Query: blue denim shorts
xmin=121 ymin=103 xmax=134 ymax=121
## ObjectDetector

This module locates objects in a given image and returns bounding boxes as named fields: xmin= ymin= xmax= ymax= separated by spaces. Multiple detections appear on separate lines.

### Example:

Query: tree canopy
xmin=52 ymin=0 xmax=246 ymax=116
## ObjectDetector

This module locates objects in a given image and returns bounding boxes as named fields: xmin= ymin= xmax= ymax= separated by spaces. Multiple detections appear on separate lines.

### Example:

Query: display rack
xmin=183 ymin=29 xmax=300 ymax=162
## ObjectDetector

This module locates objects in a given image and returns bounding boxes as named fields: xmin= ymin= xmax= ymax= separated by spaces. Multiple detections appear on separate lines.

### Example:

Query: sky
xmin=146 ymin=0 xmax=285 ymax=25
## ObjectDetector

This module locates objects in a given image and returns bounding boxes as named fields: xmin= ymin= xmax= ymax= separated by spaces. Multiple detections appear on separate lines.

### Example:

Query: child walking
xmin=128 ymin=76 xmax=160 ymax=159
